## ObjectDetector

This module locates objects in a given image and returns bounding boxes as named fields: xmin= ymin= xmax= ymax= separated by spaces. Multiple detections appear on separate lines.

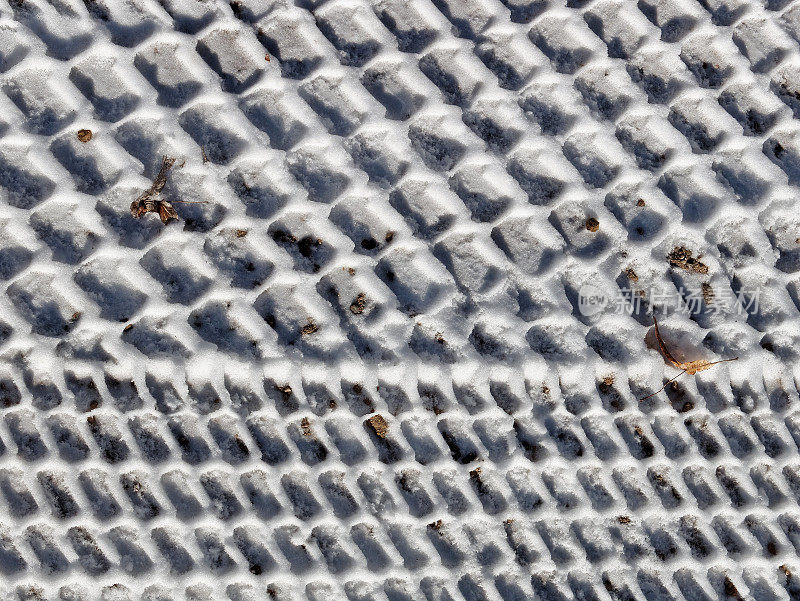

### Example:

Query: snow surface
xmin=0 ymin=0 xmax=799 ymax=598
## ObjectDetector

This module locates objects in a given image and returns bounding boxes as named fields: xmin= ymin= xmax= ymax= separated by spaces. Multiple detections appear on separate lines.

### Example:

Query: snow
xmin=0 ymin=0 xmax=798 ymax=598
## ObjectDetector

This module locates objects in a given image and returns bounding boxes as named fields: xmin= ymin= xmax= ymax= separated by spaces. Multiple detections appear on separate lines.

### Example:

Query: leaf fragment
xmin=130 ymin=156 xmax=178 ymax=224
xmin=130 ymin=156 xmax=207 ymax=224
xmin=641 ymin=315 xmax=737 ymax=401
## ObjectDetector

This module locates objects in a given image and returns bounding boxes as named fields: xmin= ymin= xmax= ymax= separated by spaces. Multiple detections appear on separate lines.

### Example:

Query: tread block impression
xmin=314 ymin=1 xmax=389 ymax=67
xmin=196 ymin=28 xmax=264 ymax=93
xmin=256 ymin=11 xmax=332 ymax=79
xmin=6 ymin=272 xmax=80 ymax=337
xmin=3 ymin=69 xmax=77 ymax=136
xmin=134 ymin=42 xmax=205 ymax=108
xmin=69 ymin=57 xmax=141 ymax=122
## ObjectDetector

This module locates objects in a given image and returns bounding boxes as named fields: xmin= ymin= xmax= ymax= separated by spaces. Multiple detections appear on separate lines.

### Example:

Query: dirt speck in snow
xmin=367 ymin=414 xmax=388 ymax=438
xmin=350 ymin=293 xmax=366 ymax=314
xmin=701 ymin=282 xmax=714 ymax=304
xmin=599 ymin=375 xmax=615 ymax=393
xmin=668 ymin=246 xmax=708 ymax=274
xmin=301 ymin=319 xmax=318 ymax=336
xmin=275 ymin=384 xmax=292 ymax=401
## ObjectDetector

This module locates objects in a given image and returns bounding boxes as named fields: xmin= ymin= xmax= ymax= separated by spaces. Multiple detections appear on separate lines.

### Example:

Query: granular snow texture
xmin=0 ymin=0 xmax=800 ymax=598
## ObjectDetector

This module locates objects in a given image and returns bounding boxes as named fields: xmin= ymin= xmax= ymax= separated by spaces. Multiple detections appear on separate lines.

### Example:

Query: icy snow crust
xmin=0 ymin=0 xmax=799 ymax=598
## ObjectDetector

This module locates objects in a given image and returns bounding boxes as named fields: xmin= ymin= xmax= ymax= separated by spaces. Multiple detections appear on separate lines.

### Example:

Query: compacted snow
xmin=0 ymin=0 xmax=799 ymax=598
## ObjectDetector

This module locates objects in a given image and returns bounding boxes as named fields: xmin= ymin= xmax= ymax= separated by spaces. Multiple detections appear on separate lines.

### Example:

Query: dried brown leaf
xmin=145 ymin=156 xmax=175 ymax=199
xmin=641 ymin=315 xmax=737 ymax=400
xmin=130 ymin=156 xmax=206 ymax=224
xmin=130 ymin=156 xmax=177 ymax=222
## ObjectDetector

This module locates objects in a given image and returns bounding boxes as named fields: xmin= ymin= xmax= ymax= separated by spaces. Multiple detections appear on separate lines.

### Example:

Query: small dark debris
xmin=77 ymin=129 xmax=92 ymax=143
xmin=767 ymin=540 xmax=778 ymax=555
xmin=701 ymin=282 xmax=714 ymax=304
xmin=229 ymin=0 xmax=244 ymax=17
xmin=585 ymin=217 xmax=600 ymax=232
xmin=636 ymin=198 xmax=646 ymax=206
xmin=297 ymin=236 xmax=321 ymax=258
xmin=300 ymin=319 xmax=318 ymax=336
xmin=235 ymin=229 xmax=248 ymax=238
xmin=367 ymin=414 xmax=388 ymax=438
xmin=272 ymin=230 xmax=296 ymax=244
xmin=723 ymin=577 xmax=743 ymax=600
xmin=275 ymin=384 xmax=292 ymax=401
xmin=349 ymin=293 xmax=366 ymax=315
xmin=668 ymin=246 xmax=709 ymax=274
